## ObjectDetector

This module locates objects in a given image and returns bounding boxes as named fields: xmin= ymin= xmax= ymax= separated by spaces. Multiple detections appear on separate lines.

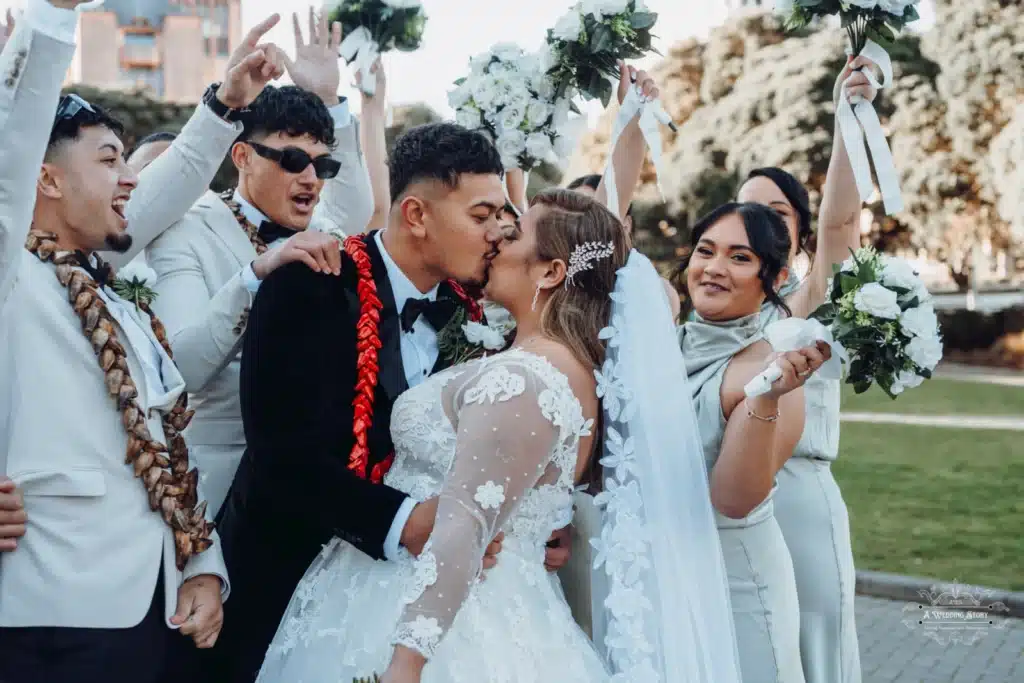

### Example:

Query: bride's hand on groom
xmin=251 ymin=231 xmax=342 ymax=280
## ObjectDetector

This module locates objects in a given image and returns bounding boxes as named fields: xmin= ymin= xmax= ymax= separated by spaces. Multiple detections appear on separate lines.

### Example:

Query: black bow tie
xmin=257 ymin=220 xmax=297 ymax=245
xmin=73 ymin=250 xmax=112 ymax=286
xmin=401 ymin=297 xmax=456 ymax=333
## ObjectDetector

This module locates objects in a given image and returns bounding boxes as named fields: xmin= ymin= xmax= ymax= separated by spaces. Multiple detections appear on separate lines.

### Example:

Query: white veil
xmin=589 ymin=250 xmax=742 ymax=682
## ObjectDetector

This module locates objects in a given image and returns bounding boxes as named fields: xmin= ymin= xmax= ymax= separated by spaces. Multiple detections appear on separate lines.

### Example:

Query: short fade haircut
xmin=238 ymin=85 xmax=336 ymax=149
xmin=389 ymin=122 xmax=504 ymax=203
xmin=567 ymin=173 xmax=633 ymax=219
xmin=46 ymin=100 xmax=125 ymax=161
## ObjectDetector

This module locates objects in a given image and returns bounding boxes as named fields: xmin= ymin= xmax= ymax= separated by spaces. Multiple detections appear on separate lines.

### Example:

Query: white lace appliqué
xmin=592 ymin=318 xmax=658 ymax=680
xmin=392 ymin=614 xmax=443 ymax=657
xmin=474 ymin=481 xmax=506 ymax=510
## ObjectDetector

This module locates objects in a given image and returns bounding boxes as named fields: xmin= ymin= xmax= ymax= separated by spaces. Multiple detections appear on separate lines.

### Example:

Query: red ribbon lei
xmin=343 ymin=237 xmax=485 ymax=483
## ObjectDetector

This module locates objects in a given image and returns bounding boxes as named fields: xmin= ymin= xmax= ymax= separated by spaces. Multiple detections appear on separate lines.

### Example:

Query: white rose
xmin=456 ymin=106 xmax=483 ymax=131
xmin=525 ymin=132 xmax=555 ymax=161
xmin=463 ymin=321 xmax=507 ymax=351
xmin=491 ymin=42 xmax=524 ymax=63
xmin=880 ymin=256 xmax=918 ymax=290
xmin=535 ymin=44 xmax=558 ymax=74
xmin=526 ymin=99 xmax=553 ymax=128
xmin=382 ymin=0 xmax=421 ymax=7
xmin=472 ymin=79 xmax=498 ymax=109
xmin=495 ymin=130 xmax=527 ymax=169
xmin=448 ymin=82 xmax=473 ymax=110
xmin=551 ymin=9 xmax=582 ymax=42
xmin=889 ymin=368 xmax=925 ymax=396
xmin=905 ymin=334 xmax=942 ymax=371
xmin=469 ymin=52 xmax=491 ymax=75
xmin=117 ymin=260 xmax=157 ymax=286
xmin=582 ymin=0 xmax=628 ymax=18
xmin=853 ymin=282 xmax=901 ymax=319
xmin=899 ymin=304 xmax=938 ymax=339
xmin=845 ymin=0 xmax=879 ymax=9
xmin=532 ymin=74 xmax=555 ymax=101
xmin=878 ymin=0 xmax=914 ymax=15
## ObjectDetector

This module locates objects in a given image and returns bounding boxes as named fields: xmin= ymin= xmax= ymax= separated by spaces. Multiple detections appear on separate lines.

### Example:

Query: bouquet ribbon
xmin=834 ymin=39 xmax=903 ymax=215
xmin=601 ymin=84 xmax=673 ymax=220
xmin=744 ymin=318 xmax=848 ymax=398
xmin=339 ymin=26 xmax=379 ymax=97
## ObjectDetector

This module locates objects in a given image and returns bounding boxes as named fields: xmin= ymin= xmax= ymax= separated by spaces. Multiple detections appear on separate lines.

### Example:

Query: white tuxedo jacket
xmin=0 ymin=10 xmax=232 ymax=629
xmin=145 ymin=122 xmax=372 ymax=513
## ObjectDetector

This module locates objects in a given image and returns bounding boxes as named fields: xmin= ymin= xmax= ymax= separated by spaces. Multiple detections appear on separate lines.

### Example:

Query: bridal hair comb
xmin=565 ymin=241 xmax=615 ymax=288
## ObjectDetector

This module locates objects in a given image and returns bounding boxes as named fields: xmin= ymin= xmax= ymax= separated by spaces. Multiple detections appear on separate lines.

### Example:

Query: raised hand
xmin=356 ymin=57 xmax=387 ymax=112
xmin=286 ymin=8 xmax=343 ymax=106
xmin=764 ymin=341 xmax=833 ymax=399
xmin=616 ymin=61 xmax=659 ymax=106
xmin=0 ymin=9 xmax=14 ymax=55
xmin=837 ymin=54 xmax=879 ymax=104
xmin=251 ymin=231 xmax=342 ymax=279
xmin=215 ymin=13 xmax=286 ymax=110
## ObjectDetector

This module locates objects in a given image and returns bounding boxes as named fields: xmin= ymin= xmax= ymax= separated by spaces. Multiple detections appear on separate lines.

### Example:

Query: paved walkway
xmin=934 ymin=363 xmax=1024 ymax=388
xmin=841 ymin=412 xmax=1024 ymax=430
xmin=857 ymin=595 xmax=1024 ymax=682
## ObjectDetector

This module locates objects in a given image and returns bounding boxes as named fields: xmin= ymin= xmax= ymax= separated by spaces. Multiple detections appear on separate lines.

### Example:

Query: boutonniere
xmin=111 ymin=261 xmax=158 ymax=309
xmin=437 ymin=309 xmax=508 ymax=366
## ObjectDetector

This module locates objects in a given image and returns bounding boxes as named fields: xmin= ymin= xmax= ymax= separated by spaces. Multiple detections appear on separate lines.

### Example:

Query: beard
xmin=104 ymin=232 xmax=133 ymax=254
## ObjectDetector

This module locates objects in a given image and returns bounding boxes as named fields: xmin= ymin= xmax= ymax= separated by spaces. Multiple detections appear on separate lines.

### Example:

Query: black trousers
xmin=0 ymin=576 xmax=166 ymax=683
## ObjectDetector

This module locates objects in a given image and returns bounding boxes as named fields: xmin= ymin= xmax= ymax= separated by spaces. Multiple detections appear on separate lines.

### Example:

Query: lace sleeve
xmin=390 ymin=359 xmax=564 ymax=659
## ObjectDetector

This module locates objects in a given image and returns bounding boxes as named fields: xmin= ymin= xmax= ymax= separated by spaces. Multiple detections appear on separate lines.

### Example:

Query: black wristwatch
xmin=202 ymin=83 xmax=247 ymax=122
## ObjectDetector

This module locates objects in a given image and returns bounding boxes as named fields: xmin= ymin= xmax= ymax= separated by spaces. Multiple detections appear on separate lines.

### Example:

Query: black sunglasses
xmin=52 ymin=94 xmax=95 ymax=132
xmin=247 ymin=142 xmax=341 ymax=180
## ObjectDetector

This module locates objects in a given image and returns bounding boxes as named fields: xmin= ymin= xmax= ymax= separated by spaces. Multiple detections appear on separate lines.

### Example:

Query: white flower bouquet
xmin=449 ymin=43 xmax=574 ymax=171
xmin=810 ymin=246 xmax=942 ymax=397
xmin=330 ymin=0 xmax=426 ymax=96
xmin=545 ymin=0 xmax=658 ymax=106
xmin=775 ymin=0 xmax=920 ymax=54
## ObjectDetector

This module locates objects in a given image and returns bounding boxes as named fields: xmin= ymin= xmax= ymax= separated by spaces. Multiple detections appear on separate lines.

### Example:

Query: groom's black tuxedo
xmin=206 ymin=232 xmax=473 ymax=683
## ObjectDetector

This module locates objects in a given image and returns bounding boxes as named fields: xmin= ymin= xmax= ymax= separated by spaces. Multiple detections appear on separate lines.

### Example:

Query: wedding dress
xmin=255 ymin=348 xmax=613 ymax=682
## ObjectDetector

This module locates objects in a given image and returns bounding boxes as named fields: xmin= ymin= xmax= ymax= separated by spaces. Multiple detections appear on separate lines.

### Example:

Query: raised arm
xmin=356 ymin=60 xmax=390 ymax=231
xmin=240 ymin=263 xmax=407 ymax=558
xmin=103 ymin=14 xmax=286 ymax=270
xmin=788 ymin=57 xmax=876 ymax=318
xmin=385 ymin=359 xmax=570 ymax=679
xmin=286 ymin=10 xmax=373 ymax=237
xmin=0 ymin=0 xmax=78 ymax=310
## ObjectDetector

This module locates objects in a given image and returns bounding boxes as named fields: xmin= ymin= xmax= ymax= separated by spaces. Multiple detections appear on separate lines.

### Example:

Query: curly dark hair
xmin=388 ymin=122 xmax=504 ymax=202
xmin=238 ymin=85 xmax=337 ymax=148
xmin=46 ymin=98 xmax=124 ymax=161
xmin=671 ymin=202 xmax=792 ymax=319
xmin=745 ymin=167 xmax=812 ymax=256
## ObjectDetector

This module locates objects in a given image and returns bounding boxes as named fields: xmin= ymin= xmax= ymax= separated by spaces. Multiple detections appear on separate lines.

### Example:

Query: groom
xmin=212 ymin=122 xmax=513 ymax=682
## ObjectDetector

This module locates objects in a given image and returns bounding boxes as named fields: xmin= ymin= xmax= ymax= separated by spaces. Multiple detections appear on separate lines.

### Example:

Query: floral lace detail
xmin=392 ymin=614 xmax=443 ymax=658
xmin=400 ymin=543 xmax=439 ymax=605
xmin=463 ymin=364 xmax=526 ymax=404
xmin=592 ymin=314 xmax=657 ymax=679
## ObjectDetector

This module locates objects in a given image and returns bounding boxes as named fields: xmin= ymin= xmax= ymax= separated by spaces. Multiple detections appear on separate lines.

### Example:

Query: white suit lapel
xmin=195 ymin=191 xmax=257 ymax=268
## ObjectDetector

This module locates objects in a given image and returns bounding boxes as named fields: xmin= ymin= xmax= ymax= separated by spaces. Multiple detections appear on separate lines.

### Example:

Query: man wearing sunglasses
xmin=0 ymin=2 xmax=289 ymax=682
xmin=144 ymin=10 xmax=372 ymax=530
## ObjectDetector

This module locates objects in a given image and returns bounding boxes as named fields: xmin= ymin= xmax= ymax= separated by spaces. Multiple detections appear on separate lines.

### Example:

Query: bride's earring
xmin=531 ymin=284 xmax=541 ymax=312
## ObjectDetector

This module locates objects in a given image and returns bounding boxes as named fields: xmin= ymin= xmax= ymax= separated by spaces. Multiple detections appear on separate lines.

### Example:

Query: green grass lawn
xmin=840 ymin=378 xmax=1024 ymax=417
xmin=834 ymin=424 xmax=1024 ymax=591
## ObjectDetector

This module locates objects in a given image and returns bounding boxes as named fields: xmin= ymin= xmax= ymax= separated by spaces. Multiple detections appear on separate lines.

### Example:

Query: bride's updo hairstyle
xmin=531 ymin=188 xmax=631 ymax=369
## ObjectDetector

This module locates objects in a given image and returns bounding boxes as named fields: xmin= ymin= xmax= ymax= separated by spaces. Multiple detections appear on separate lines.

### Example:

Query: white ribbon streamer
xmin=744 ymin=318 xmax=848 ymax=398
xmin=600 ymin=84 xmax=673 ymax=220
xmin=834 ymin=39 xmax=903 ymax=215
xmin=339 ymin=26 xmax=379 ymax=97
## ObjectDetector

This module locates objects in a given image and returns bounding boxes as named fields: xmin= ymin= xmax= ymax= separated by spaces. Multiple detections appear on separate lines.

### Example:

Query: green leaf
xmin=839 ymin=272 xmax=860 ymax=295
xmin=453 ymin=77 xmax=466 ymax=86
xmin=903 ymin=4 xmax=920 ymax=23
xmin=629 ymin=11 xmax=657 ymax=30
xmin=852 ymin=379 xmax=872 ymax=394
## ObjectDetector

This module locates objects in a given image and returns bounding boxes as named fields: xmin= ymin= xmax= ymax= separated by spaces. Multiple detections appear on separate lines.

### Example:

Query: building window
xmin=198 ymin=1 xmax=230 ymax=57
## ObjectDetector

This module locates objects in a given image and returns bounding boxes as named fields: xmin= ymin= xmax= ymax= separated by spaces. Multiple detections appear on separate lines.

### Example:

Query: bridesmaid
xmin=677 ymin=202 xmax=831 ymax=683
xmin=739 ymin=166 xmax=862 ymax=683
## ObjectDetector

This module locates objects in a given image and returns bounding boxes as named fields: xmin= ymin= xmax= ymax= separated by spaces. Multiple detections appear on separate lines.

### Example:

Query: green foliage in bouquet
xmin=352 ymin=675 xmax=380 ymax=683
xmin=329 ymin=0 xmax=426 ymax=55
xmin=810 ymin=246 xmax=939 ymax=399
xmin=546 ymin=1 xmax=658 ymax=107
xmin=780 ymin=1 xmax=920 ymax=54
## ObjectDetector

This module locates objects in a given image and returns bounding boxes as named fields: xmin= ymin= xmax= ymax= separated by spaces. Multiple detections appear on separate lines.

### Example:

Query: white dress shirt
xmin=373 ymin=230 xmax=442 ymax=559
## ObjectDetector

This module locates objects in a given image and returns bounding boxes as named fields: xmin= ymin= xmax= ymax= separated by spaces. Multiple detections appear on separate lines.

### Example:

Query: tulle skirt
xmin=255 ymin=536 xmax=612 ymax=683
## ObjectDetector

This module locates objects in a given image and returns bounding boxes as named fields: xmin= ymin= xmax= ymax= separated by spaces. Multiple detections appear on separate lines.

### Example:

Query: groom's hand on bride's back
xmin=250 ymin=231 xmax=342 ymax=280
xmin=544 ymin=526 xmax=571 ymax=572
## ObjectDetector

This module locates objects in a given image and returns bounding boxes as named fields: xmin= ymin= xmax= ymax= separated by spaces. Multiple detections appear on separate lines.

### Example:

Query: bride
xmin=255 ymin=189 xmax=744 ymax=682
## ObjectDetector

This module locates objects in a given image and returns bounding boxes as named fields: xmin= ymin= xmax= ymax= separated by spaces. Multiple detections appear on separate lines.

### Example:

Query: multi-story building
xmin=67 ymin=0 xmax=241 ymax=102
